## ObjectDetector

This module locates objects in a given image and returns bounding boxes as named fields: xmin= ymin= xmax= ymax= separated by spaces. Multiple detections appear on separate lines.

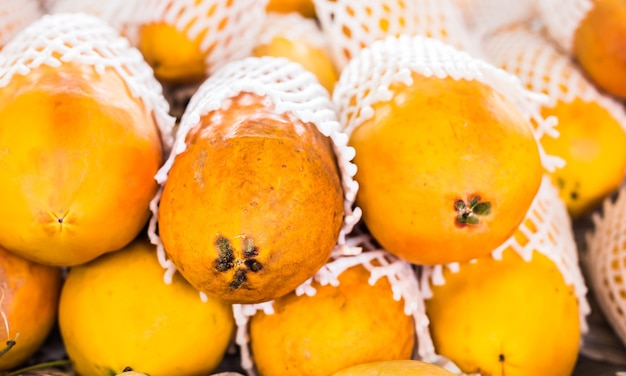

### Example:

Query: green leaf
xmin=465 ymin=215 xmax=480 ymax=225
xmin=455 ymin=200 xmax=466 ymax=211
xmin=472 ymin=202 xmax=492 ymax=216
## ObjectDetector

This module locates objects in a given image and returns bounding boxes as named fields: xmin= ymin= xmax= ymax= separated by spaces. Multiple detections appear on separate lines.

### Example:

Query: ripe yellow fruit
xmin=573 ymin=0 xmax=626 ymax=99
xmin=266 ymin=0 xmax=316 ymax=18
xmin=0 ymin=62 xmax=164 ymax=266
xmin=0 ymin=246 xmax=62 ymax=371
xmin=349 ymin=74 xmax=543 ymax=265
xmin=249 ymin=263 xmax=415 ymax=376
xmin=58 ymin=238 xmax=235 ymax=376
xmin=139 ymin=22 xmax=206 ymax=84
xmin=252 ymin=13 xmax=338 ymax=93
xmin=158 ymin=92 xmax=344 ymax=304
xmin=331 ymin=360 xmax=455 ymax=376
xmin=425 ymin=249 xmax=581 ymax=376
xmin=540 ymin=98 xmax=626 ymax=218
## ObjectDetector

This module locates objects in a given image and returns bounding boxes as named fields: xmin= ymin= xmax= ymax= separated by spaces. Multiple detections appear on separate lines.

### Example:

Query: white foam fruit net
xmin=148 ymin=55 xmax=361 ymax=288
xmin=313 ymin=0 xmax=482 ymax=72
xmin=254 ymin=11 xmax=329 ymax=53
xmin=0 ymin=0 xmax=42 ymax=47
xmin=455 ymin=0 xmax=538 ymax=42
xmin=585 ymin=188 xmax=626 ymax=348
xmin=232 ymin=230 xmax=442 ymax=375
xmin=481 ymin=21 xmax=626 ymax=130
xmin=421 ymin=175 xmax=591 ymax=341
xmin=0 ymin=12 xmax=175 ymax=151
xmin=332 ymin=33 xmax=564 ymax=173
xmin=535 ymin=0 xmax=594 ymax=53
xmin=48 ymin=0 xmax=268 ymax=76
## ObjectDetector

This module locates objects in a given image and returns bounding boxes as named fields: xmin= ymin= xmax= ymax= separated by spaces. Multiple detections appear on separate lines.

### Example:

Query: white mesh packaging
xmin=48 ymin=0 xmax=268 ymax=75
xmin=535 ymin=0 xmax=593 ymax=53
xmin=255 ymin=11 xmax=328 ymax=52
xmin=585 ymin=189 xmax=626 ymax=348
xmin=455 ymin=0 xmax=538 ymax=40
xmin=482 ymin=24 xmax=626 ymax=131
xmin=313 ymin=0 xmax=482 ymax=72
xmin=421 ymin=176 xmax=591 ymax=335
xmin=148 ymin=55 xmax=360 ymax=287
xmin=46 ymin=0 xmax=135 ymax=33
xmin=332 ymin=33 xmax=563 ymax=173
xmin=231 ymin=231 xmax=457 ymax=375
xmin=0 ymin=0 xmax=42 ymax=47
xmin=0 ymin=12 xmax=175 ymax=150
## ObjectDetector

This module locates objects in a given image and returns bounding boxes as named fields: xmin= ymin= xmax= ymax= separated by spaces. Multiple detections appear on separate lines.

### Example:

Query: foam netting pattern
xmin=0 ymin=0 xmax=42 ymax=46
xmin=421 ymin=176 xmax=591 ymax=336
xmin=255 ymin=11 xmax=329 ymax=52
xmin=47 ymin=0 xmax=268 ymax=75
xmin=535 ymin=0 xmax=594 ymax=53
xmin=147 ymin=55 xmax=361 ymax=288
xmin=313 ymin=0 xmax=482 ymax=72
xmin=231 ymin=231 xmax=465 ymax=375
xmin=481 ymin=23 xmax=626 ymax=130
xmin=455 ymin=0 xmax=539 ymax=41
xmin=0 ymin=12 xmax=175 ymax=151
xmin=331 ymin=33 xmax=564 ymax=173
xmin=585 ymin=188 xmax=626 ymax=348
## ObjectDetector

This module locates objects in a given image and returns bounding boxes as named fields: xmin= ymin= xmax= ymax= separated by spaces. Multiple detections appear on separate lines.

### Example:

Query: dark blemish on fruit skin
xmin=229 ymin=269 xmax=248 ymax=289
xmin=213 ymin=235 xmax=264 ymax=290
xmin=245 ymin=259 xmax=263 ymax=272
xmin=213 ymin=236 xmax=235 ymax=272
xmin=455 ymin=195 xmax=491 ymax=227
xmin=499 ymin=353 xmax=505 ymax=362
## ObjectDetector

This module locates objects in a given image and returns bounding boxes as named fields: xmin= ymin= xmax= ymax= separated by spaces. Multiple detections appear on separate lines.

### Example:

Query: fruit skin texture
xmin=139 ymin=22 xmax=206 ymax=85
xmin=349 ymin=74 xmax=543 ymax=266
xmin=573 ymin=0 xmax=626 ymax=99
xmin=540 ymin=99 xmax=626 ymax=218
xmin=58 ymin=238 xmax=235 ymax=376
xmin=158 ymin=93 xmax=344 ymax=304
xmin=266 ymin=0 xmax=316 ymax=18
xmin=249 ymin=264 xmax=415 ymax=376
xmin=425 ymin=249 xmax=580 ymax=376
xmin=0 ymin=63 xmax=163 ymax=267
xmin=253 ymin=35 xmax=338 ymax=93
xmin=0 ymin=245 xmax=62 ymax=371
xmin=330 ymin=360 xmax=455 ymax=376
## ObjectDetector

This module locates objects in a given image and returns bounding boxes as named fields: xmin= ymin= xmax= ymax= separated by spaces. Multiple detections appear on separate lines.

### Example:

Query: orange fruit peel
xmin=421 ymin=177 xmax=589 ymax=375
xmin=150 ymin=56 xmax=360 ymax=304
xmin=0 ymin=13 xmax=175 ymax=266
xmin=332 ymin=34 xmax=559 ymax=265
xmin=482 ymin=23 xmax=626 ymax=218
xmin=0 ymin=12 xmax=175 ymax=151
xmin=232 ymin=233 xmax=433 ymax=375
xmin=422 ymin=175 xmax=590 ymax=332
xmin=252 ymin=11 xmax=338 ymax=93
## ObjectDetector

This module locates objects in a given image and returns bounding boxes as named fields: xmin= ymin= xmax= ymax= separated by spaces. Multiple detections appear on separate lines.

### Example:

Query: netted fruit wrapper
xmin=47 ymin=0 xmax=268 ymax=76
xmin=585 ymin=189 xmax=626 ymax=348
xmin=148 ymin=55 xmax=361 ymax=289
xmin=255 ymin=11 xmax=329 ymax=54
xmin=0 ymin=12 xmax=175 ymax=151
xmin=421 ymin=175 xmax=591 ymax=336
xmin=535 ymin=0 xmax=593 ymax=53
xmin=0 ymin=0 xmax=42 ymax=47
xmin=232 ymin=230 xmax=455 ymax=375
xmin=332 ymin=33 xmax=564 ymax=173
xmin=481 ymin=23 xmax=626 ymax=132
xmin=313 ymin=0 xmax=483 ymax=72
xmin=455 ymin=0 xmax=538 ymax=40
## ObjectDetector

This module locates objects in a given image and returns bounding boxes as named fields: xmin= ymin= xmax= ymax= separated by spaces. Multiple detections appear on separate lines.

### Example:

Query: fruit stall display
xmin=1 ymin=0 xmax=626 ymax=375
